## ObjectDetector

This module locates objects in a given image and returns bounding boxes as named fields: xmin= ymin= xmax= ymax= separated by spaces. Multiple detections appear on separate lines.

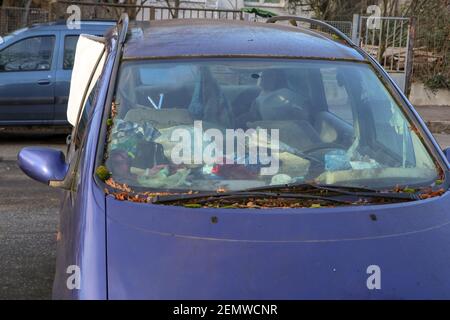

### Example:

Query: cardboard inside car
xmin=67 ymin=34 xmax=106 ymax=126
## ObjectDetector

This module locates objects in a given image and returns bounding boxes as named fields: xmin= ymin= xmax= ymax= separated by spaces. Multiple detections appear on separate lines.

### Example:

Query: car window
xmin=321 ymin=68 xmax=353 ymax=123
xmin=75 ymin=80 xmax=99 ymax=149
xmin=63 ymin=35 xmax=79 ymax=70
xmin=103 ymin=59 xmax=439 ymax=193
xmin=0 ymin=36 xmax=55 ymax=72
xmin=63 ymin=34 xmax=103 ymax=70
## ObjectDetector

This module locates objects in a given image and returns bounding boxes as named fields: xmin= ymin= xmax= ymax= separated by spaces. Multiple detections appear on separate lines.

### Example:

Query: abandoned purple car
xmin=18 ymin=15 xmax=450 ymax=299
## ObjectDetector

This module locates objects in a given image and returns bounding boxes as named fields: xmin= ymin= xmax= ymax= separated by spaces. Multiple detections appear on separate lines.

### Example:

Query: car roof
xmin=26 ymin=20 xmax=116 ymax=32
xmin=123 ymin=19 xmax=365 ymax=61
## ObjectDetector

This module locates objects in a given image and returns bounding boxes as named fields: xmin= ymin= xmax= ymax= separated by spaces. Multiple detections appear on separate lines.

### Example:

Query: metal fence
xmin=0 ymin=1 xmax=353 ymax=37
xmin=247 ymin=15 xmax=354 ymax=38
xmin=294 ymin=20 xmax=353 ymax=38
xmin=352 ymin=15 xmax=412 ymax=93
xmin=49 ymin=1 xmax=256 ymax=21
xmin=356 ymin=16 xmax=411 ymax=72
xmin=137 ymin=6 xmax=250 ymax=21
xmin=0 ymin=6 xmax=49 ymax=36
xmin=323 ymin=20 xmax=353 ymax=37
xmin=0 ymin=2 xmax=256 ymax=35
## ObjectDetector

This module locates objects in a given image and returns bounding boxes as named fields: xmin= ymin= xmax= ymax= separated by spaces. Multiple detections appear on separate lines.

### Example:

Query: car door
xmin=0 ymin=31 xmax=58 ymax=124
xmin=53 ymin=73 xmax=103 ymax=299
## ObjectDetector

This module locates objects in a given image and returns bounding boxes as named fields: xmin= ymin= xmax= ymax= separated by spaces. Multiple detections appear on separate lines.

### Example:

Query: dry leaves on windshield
xmin=419 ymin=188 xmax=445 ymax=199
xmin=105 ymin=177 xmax=132 ymax=193
xmin=111 ymin=100 xmax=118 ymax=118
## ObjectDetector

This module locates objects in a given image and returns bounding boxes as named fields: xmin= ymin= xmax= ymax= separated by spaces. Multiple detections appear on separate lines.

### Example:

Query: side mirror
xmin=18 ymin=147 xmax=69 ymax=186
xmin=444 ymin=147 xmax=450 ymax=163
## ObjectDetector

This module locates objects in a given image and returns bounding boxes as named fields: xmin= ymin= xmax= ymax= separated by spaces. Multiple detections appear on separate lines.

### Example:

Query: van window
xmin=63 ymin=35 xmax=103 ymax=70
xmin=63 ymin=35 xmax=79 ymax=70
xmin=0 ymin=36 xmax=55 ymax=72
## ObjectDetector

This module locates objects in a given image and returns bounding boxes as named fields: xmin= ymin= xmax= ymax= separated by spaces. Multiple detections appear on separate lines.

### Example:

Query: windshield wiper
xmin=151 ymin=190 xmax=351 ymax=205
xmin=151 ymin=182 xmax=417 ymax=205
xmin=244 ymin=182 xmax=419 ymax=201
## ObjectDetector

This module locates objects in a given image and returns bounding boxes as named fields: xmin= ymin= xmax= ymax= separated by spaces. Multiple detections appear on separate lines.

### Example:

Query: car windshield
xmin=105 ymin=58 xmax=440 ymax=192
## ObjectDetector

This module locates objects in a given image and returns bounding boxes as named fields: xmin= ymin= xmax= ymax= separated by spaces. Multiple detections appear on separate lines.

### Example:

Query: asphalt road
xmin=0 ymin=132 xmax=66 ymax=300
xmin=0 ymin=130 xmax=449 ymax=300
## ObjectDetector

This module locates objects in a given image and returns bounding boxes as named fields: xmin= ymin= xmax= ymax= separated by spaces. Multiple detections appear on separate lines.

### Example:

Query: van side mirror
xmin=18 ymin=147 xmax=69 ymax=186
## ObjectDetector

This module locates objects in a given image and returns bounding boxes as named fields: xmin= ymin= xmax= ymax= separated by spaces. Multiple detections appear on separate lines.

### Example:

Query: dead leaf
xmin=105 ymin=178 xmax=131 ymax=193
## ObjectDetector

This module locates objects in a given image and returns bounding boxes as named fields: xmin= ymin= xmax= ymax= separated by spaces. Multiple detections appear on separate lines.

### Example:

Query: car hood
xmin=106 ymin=192 xmax=450 ymax=299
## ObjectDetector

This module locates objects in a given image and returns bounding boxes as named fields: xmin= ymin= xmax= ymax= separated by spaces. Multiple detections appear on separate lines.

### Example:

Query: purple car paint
xmin=17 ymin=16 xmax=450 ymax=300
xmin=106 ymin=193 xmax=450 ymax=299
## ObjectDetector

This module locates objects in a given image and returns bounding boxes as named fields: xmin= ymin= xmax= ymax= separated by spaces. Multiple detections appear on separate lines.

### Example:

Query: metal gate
xmin=352 ymin=15 xmax=412 ymax=93
xmin=325 ymin=20 xmax=353 ymax=38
